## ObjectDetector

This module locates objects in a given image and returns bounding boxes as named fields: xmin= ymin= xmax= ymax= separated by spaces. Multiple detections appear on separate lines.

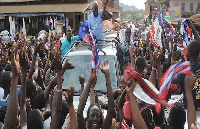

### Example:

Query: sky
xmin=119 ymin=0 xmax=146 ymax=10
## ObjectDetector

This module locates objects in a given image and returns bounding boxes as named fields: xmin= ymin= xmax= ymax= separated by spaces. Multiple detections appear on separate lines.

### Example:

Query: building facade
xmin=168 ymin=0 xmax=200 ymax=17
xmin=94 ymin=0 xmax=120 ymax=22
xmin=0 ymin=0 xmax=90 ymax=35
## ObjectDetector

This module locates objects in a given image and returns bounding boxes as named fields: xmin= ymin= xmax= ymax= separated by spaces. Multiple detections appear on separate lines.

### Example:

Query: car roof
xmin=63 ymin=42 xmax=117 ymax=59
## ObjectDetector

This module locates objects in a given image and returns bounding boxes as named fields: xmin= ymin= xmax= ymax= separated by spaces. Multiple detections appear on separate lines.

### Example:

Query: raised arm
xmin=187 ymin=20 xmax=200 ymax=41
xmin=28 ymin=43 xmax=42 ymax=79
xmin=43 ymin=58 xmax=75 ymax=102
xmin=117 ymin=89 xmax=126 ymax=123
xmin=129 ymin=46 xmax=135 ymax=69
xmin=19 ymin=44 xmax=29 ymax=128
xmin=102 ymin=0 xmax=109 ymax=20
xmin=4 ymin=43 xmax=20 ymax=129
xmin=79 ymin=74 xmax=85 ymax=96
xmin=184 ymin=74 xmax=197 ymax=128
xmin=64 ymin=86 xmax=78 ymax=129
xmin=100 ymin=59 xmax=115 ymax=129
xmin=150 ymin=50 xmax=157 ymax=87
xmin=126 ymin=79 xmax=147 ymax=129
xmin=50 ymin=47 xmax=63 ymax=129
xmin=77 ymin=69 xmax=96 ymax=129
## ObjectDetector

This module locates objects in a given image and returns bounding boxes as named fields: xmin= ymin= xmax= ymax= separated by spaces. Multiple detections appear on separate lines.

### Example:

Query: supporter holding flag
xmin=78 ymin=20 xmax=100 ymax=72
xmin=180 ymin=19 xmax=193 ymax=61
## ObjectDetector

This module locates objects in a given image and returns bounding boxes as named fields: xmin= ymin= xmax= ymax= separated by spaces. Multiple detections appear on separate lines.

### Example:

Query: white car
xmin=62 ymin=40 xmax=120 ymax=117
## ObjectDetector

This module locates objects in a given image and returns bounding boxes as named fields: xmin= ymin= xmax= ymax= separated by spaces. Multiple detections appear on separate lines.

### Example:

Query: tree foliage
xmin=121 ymin=11 xmax=143 ymax=21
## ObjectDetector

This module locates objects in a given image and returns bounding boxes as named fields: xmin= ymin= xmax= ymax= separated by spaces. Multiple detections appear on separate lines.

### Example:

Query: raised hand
xmin=63 ymin=85 xmax=75 ymax=105
xmin=100 ymin=59 xmax=109 ymax=74
xmin=55 ymin=42 xmax=62 ymax=72
xmin=102 ymin=0 xmax=108 ymax=5
xmin=12 ymin=43 xmax=20 ymax=75
xmin=89 ymin=69 xmax=96 ymax=80
xmin=125 ymin=79 xmax=136 ymax=94
xmin=153 ymin=48 xmax=161 ymax=62
xmin=79 ymin=74 xmax=85 ymax=84
xmin=19 ymin=44 xmax=28 ymax=71
xmin=62 ymin=59 xmax=75 ymax=71
xmin=34 ymin=42 xmax=43 ymax=53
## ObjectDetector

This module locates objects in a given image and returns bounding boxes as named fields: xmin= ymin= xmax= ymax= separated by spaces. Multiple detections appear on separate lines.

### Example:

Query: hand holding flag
xmin=78 ymin=20 xmax=100 ymax=72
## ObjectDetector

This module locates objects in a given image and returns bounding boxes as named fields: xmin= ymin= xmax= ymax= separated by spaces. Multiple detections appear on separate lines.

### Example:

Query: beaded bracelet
xmin=56 ymin=89 xmax=62 ymax=93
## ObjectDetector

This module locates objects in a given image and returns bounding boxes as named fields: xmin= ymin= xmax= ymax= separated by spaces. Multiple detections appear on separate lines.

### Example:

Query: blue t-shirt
xmin=0 ymin=87 xmax=21 ymax=107
xmin=88 ymin=10 xmax=104 ymax=42
xmin=61 ymin=36 xmax=80 ymax=57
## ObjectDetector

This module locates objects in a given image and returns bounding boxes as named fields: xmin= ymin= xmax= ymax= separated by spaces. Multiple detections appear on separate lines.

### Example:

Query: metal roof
xmin=0 ymin=0 xmax=36 ymax=2
xmin=0 ymin=3 xmax=89 ymax=14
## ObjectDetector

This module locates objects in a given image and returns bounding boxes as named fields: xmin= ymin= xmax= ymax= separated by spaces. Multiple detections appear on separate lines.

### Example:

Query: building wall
xmin=169 ymin=0 xmax=200 ymax=12
xmin=94 ymin=0 xmax=120 ymax=21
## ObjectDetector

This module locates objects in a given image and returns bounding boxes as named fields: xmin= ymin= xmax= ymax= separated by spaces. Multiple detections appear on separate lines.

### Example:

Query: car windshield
xmin=62 ymin=55 xmax=117 ymax=93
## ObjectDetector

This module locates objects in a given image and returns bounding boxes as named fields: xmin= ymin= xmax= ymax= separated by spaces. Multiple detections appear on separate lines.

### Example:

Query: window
xmin=190 ymin=3 xmax=193 ymax=12
xmin=175 ymin=3 xmax=178 ymax=7
xmin=197 ymin=2 xmax=200 ymax=12
xmin=181 ymin=3 xmax=185 ymax=12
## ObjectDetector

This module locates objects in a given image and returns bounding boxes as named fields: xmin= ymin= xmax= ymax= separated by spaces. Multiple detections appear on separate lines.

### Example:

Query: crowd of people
xmin=0 ymin=1 xmax=200 ymax=129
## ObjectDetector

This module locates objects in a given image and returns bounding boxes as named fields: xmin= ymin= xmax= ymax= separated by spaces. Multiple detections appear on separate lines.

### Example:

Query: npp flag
xmin=158 ymin=10 xmax=167 ymax=49
xmin=180 ymin=19 xmax=193 ymax=61
xmin=78 ymin=20 xmax=100 ymax=72
xmin=48 ymin=18 xmax=53 ymax=32
xmin=159 ymin=61 xmax=193 ymax=99
xmin=123 ymin=66 xmax=174 ymax=108
xmin=151 ymin=16 xmax=162 ymax=48
xmin=162 ymin=18 xmax=174 ymax=38
xmin=149 ymin=25 xmax=158 ymax=48
xmin=9 ymin=16 xmax=16 ymax=41
xmin=22 ymin=17 xmax=26 ymax=35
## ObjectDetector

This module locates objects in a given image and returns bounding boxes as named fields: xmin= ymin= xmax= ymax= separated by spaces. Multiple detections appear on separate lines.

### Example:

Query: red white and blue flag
xmin=78 ymin=20 xmax=100 ymax=72
xmin=159 ymin=61 xmax=193 ymax=99
xmin=162 ymin=18 xmax=174 ymax=38
xmin=180 ymin=19 xmax=193 ymax=61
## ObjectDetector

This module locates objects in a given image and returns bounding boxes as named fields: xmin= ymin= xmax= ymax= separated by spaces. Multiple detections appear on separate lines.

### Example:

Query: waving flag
xmin=150 ymin=11 xmax=164 ymax=48
xmin=78 ymin=20 xmax=100 ymax=72
xmin=154 ymin=17 xmax=162 ymax=47
xmin=123 ymin=66 xmax=173 ymax=108
xmin=162 ymin=18 xmax=174 ymax=38
xmin=22 ymin=17 xmax=26 ymax=35
xmin=48 ymin=18 xmax=53 ymax=32
xmin=158 ymin=10 xmax=168 ymax=49
xmin=180 ymin=19 xmax=193 ymax=61
xmin=149 ymin=25 xmax=158 ymax=48
xmin=159 ymin=61 xmax=193 ymax=99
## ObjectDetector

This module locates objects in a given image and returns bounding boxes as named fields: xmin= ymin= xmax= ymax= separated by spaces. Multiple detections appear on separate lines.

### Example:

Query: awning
xmin=0 ymin=13 xmax=65 ymax=17
xmin=0 ymin=3 xmax=89 ymax=14
xmin=0 ymin=0 xmax=35 ymax=2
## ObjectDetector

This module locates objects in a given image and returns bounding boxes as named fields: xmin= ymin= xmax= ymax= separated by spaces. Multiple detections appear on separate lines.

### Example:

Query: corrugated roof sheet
xmin=0 ymin=3 xmax=89 ymax=13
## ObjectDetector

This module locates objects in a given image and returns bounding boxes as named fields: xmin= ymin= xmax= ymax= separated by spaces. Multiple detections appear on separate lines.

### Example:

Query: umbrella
xmin=102 ymin=20 xmax=115 ymax=31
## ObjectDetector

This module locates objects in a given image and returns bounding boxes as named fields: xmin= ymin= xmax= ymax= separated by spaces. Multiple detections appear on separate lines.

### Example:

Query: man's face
xmin=66 ymin=31 xmax=72 ymax=41
xmin=93 ymin=7 xmax=98 ymax=17
xmin=125 ymin=32 xmax=131 ymax=42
